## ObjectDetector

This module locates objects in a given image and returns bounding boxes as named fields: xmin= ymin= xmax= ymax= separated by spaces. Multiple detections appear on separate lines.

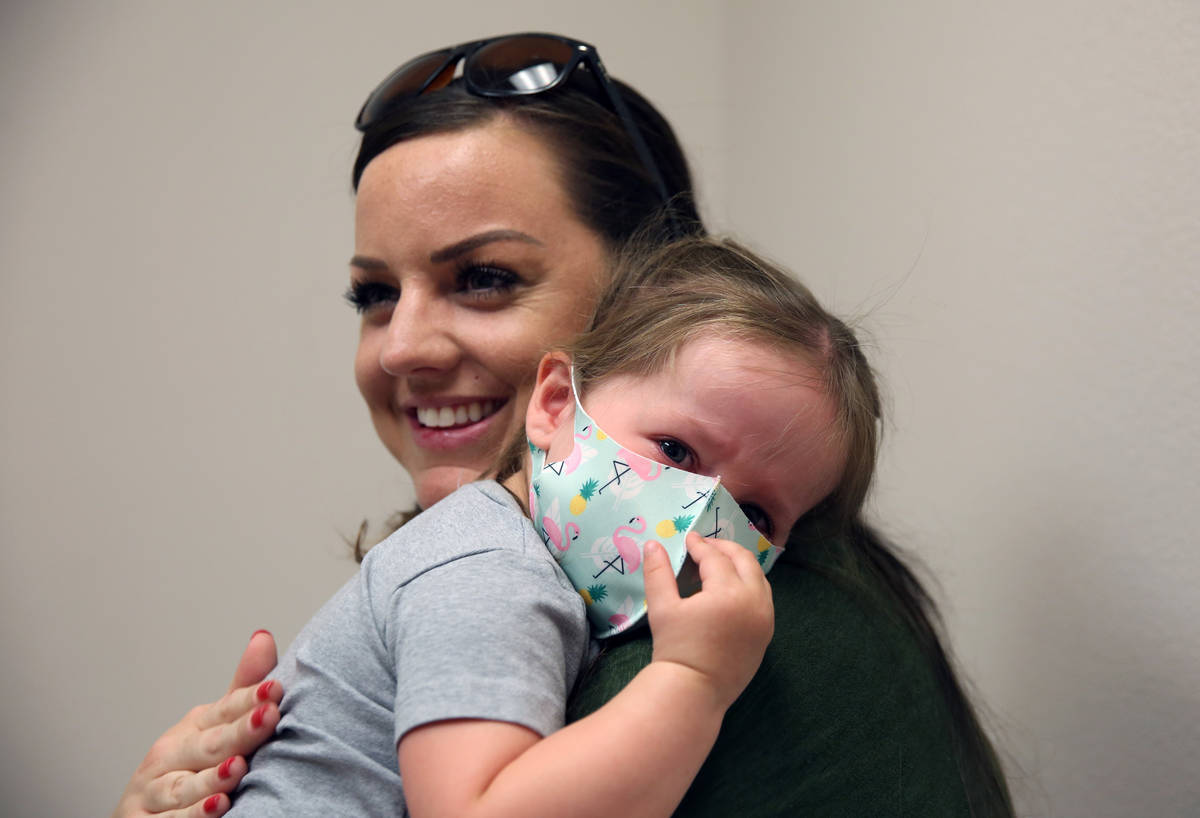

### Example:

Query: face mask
xmin=528 ymin=372 xmax=784 ymax=638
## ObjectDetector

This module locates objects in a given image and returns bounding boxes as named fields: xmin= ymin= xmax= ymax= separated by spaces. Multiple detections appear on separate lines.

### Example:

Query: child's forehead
xmin=664 ymin=333 xmax=818 ymax=386
xmin=575 ymin=330 xmax=822 ymax=409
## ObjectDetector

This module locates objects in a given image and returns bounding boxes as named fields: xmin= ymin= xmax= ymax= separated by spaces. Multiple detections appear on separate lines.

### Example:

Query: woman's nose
xmin=378 ymin=292 xmax=460 ymax=377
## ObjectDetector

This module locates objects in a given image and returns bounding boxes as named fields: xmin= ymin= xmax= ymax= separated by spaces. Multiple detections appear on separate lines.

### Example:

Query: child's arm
xmin=399 ymin=531 xmax=774 ymax=818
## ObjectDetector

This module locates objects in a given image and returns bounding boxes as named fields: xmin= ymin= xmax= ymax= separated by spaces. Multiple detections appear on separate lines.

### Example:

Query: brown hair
xmin=352 ymin=78 xmax=702 ymax=250
xmin=493 ymin=234 xmax=878 ymax=525
xmin=492 ymin=234 xmax=1014 ymax=817
xmin=572 ymin=236 xmax=877 ymax=523
xmin=350 ymin=68 xmax=704 ymax=559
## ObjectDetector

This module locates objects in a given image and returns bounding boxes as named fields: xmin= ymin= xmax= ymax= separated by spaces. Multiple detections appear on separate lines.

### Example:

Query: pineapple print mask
xmin=528 ymin=370 xmax=785 ymax=638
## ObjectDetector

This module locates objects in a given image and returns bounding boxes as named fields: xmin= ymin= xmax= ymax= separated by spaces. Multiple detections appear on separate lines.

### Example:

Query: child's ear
xmin=526 ymin=351 xmax=574 ymax=451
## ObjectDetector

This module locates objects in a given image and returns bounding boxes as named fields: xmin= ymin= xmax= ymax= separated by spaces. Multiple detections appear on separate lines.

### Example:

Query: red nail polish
xmin=218 ymin=756 xmax=236 ymax=779
xmin=204 ymin=794 xmax=221 ymax=814
xmin=256 ymin=680 xmax=275 ymax=701
xmin=250 ymin=703 xmax=269 ymax=729
xmin=251 ymin=629 xmax=271 ymax=640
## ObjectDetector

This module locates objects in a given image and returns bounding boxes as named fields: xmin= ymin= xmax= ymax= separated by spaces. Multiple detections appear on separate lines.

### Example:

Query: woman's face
xmin=352 ymin=118 xmax=608 ymax=510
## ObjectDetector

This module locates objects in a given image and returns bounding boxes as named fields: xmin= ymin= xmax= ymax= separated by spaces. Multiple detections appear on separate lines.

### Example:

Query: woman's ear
xmin=526 ymin=351 xmax=574 ymax=453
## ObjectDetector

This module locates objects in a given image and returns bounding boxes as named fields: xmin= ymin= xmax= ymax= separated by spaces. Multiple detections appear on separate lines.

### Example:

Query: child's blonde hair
xmin=565 ymin=235 xmax=880 ymax=525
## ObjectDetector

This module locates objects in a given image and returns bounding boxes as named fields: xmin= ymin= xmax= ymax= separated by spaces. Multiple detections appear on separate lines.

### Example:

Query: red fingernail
xmin=218 ymin=756 xmax=236 ymax=779
xmin=250 ymin=703 xmax=269 ymax=729
xmin=256 ymin=680 xmax=275 ymax=701
xmin=251 ymin=629 xmax=271 ymax=640
xmin=204 ymin=794 xmax=220 ymax=814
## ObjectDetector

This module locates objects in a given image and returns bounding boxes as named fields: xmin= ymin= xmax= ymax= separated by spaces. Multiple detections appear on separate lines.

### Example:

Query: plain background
xmin=2 ymin=1 xmax=1197 ymax=816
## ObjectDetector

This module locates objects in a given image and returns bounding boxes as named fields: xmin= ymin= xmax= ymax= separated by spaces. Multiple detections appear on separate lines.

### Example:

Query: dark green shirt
xmin=566 ymin=523 xmax=972 ymax=817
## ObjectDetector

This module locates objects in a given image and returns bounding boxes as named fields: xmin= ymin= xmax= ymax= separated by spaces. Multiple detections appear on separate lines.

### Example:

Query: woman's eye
xmin=739 ymin=503 xmax=773 ymax=540
xmin=657 ymin=438 xmax=692 ymax=466
xmin=344 ymin=281 xmax=398 ymax=315
xmin=457 ymin=264 xmax=519 ymax=296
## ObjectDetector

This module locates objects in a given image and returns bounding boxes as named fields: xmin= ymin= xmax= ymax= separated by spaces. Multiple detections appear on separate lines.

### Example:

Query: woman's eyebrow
xmin=349 ymin=255 xmax=388 ymax=271
xmin=429 ymin=229 xmax=543 ymax=263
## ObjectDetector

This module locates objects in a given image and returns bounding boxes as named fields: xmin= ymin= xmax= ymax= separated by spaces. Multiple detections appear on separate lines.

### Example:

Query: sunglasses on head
xmin=354 ymin=32 xmax=674 ymax=213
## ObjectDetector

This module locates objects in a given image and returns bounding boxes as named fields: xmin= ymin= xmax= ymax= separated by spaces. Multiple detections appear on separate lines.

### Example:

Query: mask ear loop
xmin=568 ymin=365 xmax=587 ymax=417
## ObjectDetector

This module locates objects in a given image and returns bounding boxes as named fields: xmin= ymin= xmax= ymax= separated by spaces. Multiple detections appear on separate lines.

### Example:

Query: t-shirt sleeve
xmin=389 ymin=547 xmax=587 ymax=745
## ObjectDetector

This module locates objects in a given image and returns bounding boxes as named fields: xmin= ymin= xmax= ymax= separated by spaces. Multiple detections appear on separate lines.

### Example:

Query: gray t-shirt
xmin=229 ymin=481 xmax=592 ymax=817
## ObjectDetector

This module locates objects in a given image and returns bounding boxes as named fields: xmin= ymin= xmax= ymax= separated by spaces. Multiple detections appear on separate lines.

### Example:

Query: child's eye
xmin=456 ymin=263 xmax=520 ymax=297
xmin=344 ymin=281 xmax=399 ymax=315
xmin=739 ymin=503 xmax=774 ymax=540
xmin=657 ymin=438 xmax=692 ymax=466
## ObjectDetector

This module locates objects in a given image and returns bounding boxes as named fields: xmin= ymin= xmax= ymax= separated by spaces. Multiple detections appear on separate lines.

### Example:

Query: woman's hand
xmin=644 ymin=532 xmax=775 ymax=710
xmin=111 ymin=630 xmax=284 ymax=818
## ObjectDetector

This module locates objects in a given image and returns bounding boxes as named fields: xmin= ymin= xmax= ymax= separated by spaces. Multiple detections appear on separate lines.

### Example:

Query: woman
xmin=113 ymin=33 xmax=1012 ymax=818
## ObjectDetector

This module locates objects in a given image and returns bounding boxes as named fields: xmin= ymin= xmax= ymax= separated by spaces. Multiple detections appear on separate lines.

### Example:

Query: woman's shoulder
xmin=570 ymin=522 xmax=973 ymax=817
xmin=694 ymin=552 xmax=971 ymax=816
xmin=360 ymin=480 xmax=548 ymax=585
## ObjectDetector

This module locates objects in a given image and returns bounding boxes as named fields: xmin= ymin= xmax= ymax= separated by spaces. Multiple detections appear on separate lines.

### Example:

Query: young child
xmin=228 ymin=236 xmax=870 ymax=817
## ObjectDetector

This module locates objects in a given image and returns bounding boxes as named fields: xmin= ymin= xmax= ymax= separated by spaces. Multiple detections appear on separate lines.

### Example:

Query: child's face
xmin=548 ymin=333 xmax=847 ymax=543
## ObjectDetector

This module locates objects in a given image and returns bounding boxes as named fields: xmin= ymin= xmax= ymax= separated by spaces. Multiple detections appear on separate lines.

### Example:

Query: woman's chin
xmin=412 ymin=464 xmax=494 ymax=509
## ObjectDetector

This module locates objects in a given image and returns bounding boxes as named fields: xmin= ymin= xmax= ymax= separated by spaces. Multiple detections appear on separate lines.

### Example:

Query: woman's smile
xmin=352 ymin=117 xmax=607 ymax=508
xmin=403 ymin=396 xmax=509 ymax=451
xmin=413 ymin=399 xmax=502 ymax=430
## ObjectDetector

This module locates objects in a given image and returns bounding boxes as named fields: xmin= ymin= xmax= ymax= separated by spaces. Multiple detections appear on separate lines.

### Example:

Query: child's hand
xmin=643 ymin=531 xmax=774 ymax=710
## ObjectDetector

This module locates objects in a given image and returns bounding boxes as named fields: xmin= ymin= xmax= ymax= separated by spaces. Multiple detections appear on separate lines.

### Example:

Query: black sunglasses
xmin=354 ymin=33 xmax=674 ymax=212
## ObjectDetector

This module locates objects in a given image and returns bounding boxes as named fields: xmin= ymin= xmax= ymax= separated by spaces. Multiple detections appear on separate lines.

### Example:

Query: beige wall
xmin=1 ymin=2 xmax=1196 ymax=816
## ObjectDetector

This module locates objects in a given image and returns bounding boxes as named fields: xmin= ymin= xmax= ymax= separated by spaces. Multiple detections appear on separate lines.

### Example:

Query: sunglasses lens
xmin=358 ymin=50 xmax=456 ymax=127
xmin=466 ymin=36 xmax=578 ymax=94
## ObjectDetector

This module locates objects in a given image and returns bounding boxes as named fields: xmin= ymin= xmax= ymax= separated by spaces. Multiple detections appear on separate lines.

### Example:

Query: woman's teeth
xmin=416 ymin=400 xmax=497 ymax=429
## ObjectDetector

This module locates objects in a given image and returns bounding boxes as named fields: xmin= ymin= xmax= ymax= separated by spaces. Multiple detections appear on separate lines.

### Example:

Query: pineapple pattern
xmin=655 ymin=514 xmax=694 ymax=538
xmin=570 ymin=478 xmax=598 ymax=515
xmin=528 ymin=373 xmax=785 ymax=638
xmin=580 ymin=583 xmax=608 ymax=605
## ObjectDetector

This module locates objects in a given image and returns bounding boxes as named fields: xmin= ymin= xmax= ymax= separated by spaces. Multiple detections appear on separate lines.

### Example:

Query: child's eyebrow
xmin=666 ymin=412 xmax=735 ymax=465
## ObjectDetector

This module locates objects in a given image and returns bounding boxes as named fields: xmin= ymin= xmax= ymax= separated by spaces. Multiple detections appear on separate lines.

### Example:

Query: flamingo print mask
xmin=528 ymin=374 xmax=785 ymax=638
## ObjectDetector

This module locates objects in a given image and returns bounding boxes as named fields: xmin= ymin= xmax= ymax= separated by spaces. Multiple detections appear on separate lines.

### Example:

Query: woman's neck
xmin=498 ymin=454 xmax=533 ymax=517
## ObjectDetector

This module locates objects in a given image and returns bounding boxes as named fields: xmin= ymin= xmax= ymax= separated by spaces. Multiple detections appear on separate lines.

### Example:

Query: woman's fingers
xmin=188 ymin=793 xmax=231 ymax=818
xmin=196 ymin=676 xmax=283 ymax=731
xmin=112 ymin=632 xmax=282 ymax=818
xmin=184 ymin=698 xmax=281 ymax=772
xmin=141 ymin=705 xmax=277 ymax=812
xmin=228 ymin=630 xmax=277 ymax=692
xmin=143 ymin=756 xmax=246 ymax=814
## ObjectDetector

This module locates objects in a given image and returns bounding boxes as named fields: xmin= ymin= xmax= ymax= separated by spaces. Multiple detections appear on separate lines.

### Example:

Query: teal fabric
xmin=529 ymin=389 xmax=783 ymax=638
xmin=565 ymin=522 xmax=972 ymax=817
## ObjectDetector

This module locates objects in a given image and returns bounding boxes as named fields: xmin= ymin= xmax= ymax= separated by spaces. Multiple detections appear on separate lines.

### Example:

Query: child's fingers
xmin=642 ymin=540 xmax=680 ymax=610
xmin=685 ymin=531 xmax=740 ymax=586
xmin=701 ymin=535 xmax=771 ymax=585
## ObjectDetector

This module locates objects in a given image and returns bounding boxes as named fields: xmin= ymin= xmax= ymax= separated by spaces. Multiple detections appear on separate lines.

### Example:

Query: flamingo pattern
xmin=542 ymin=520 xmax=579 ymax=552
xmin=617 ymin=449 xmax=663 ymax=481
xmin=528 ymin=388 xmax=784 ymax=638
xmin=611 ymin=516 xmax=647 ymax=572
xmin=561 ymin=425 xmax=597 ymax=476
xmin=539 ymin=498 xmax=580 ymax=552
xmin=608 ymin=596 xmax=640 ymax=633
